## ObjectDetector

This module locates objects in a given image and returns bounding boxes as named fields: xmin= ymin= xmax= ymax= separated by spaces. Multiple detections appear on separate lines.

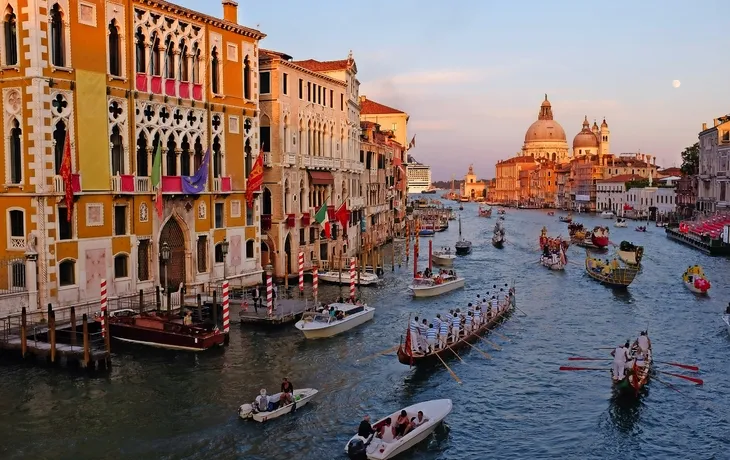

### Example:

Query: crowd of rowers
xmin=587 ymin=257 xmax=622 ymax=275
xmin=409 ymin=285 xmax=514 ymax=354
xmin=611 ymin=331 xmax=652 ymax=382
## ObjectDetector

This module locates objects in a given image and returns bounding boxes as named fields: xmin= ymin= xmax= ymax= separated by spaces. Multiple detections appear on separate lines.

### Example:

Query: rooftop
xmin=292 ymin=59 xmax=350 ymax=72
xmin=597 ymin=174 xmax=644 ymax=183
xmin=360 ymin=96 xmax=406 ymax=115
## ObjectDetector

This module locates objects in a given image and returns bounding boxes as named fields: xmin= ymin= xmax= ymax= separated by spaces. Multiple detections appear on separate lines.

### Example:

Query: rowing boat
xmin=682 ymin=266 xmax=711 ymax=295
xmin=585 ymin=253 xmax=639 ymax=288
xmin=617 ymin=241 xmax=644 ymax=266
xmin=396 ymin=289 xmax=515 ymax=367
xmin=613 ymin=348 xmax=652 ymax=398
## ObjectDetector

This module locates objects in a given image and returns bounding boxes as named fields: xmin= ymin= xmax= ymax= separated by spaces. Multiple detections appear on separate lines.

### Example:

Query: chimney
xmin=222 ymin=0 xmax=238 ymax=24
xmin=702 ymin=122 xmax=707 ymax=131
xmin=359 ymin=95 xmax=366 ymax=104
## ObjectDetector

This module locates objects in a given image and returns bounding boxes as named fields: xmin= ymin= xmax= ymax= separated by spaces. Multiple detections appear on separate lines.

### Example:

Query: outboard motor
xmin=347 ymin=437 xmax=368 ymax=460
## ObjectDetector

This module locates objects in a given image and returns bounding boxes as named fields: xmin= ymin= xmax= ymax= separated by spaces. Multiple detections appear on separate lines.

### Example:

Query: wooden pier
xmin=238 ymin=298 xmax=314 ymax=326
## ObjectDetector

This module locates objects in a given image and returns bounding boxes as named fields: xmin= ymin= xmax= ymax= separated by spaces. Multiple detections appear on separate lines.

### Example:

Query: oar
xmin=568 ymin=357 xmax=611 ymax=361
xmin=559 ymin=366 xmax=610 ymax=371
xmin=357 ymin=345 xmax=399 ymax=362
xmin=491 ymin=330 xmax=511 ymax=342
xmin=514 ymin=305 xmax=528 ymax=317
xmin=465 ymin=341 xmax=492 ymax=359
xmin=446 ymin=346 xmax=465 ymax=363
xmin=654 ymin=376 xmax=682 ymax=394
xmin=434 ymin=352 xmax=462 ymax=384
xmin=657 ymin=361 xmax=699 ymax=372
xmin=476 ymin=335 xmax=502 ymax=351
xmin=655 ymin=369 xmax=704 ymax=385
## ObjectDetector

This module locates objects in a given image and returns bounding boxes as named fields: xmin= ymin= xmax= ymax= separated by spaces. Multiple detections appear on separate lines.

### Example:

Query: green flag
xmin=151 ymin=141 xmax=162 ymax=187
xmin=314 ymin=198 xmax=330 ymax=239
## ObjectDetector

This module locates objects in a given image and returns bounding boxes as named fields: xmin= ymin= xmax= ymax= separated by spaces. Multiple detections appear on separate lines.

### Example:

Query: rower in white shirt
xmin=410 ymin=316 xmax=421 ymax=352
xmin=464 ymin=312 xmax=474 ymax=334
xmin=473 ymin=307 xmax=482 ymax=328
xmin=438 ymin=317 xmax=450 ymax=348
xmin=634 ymin=331 xmax=651 ymax=359
xmin=611 ymin=342 xmax=631 ymax=382
xmin=450 ymin=312 xmax=461 ymax=342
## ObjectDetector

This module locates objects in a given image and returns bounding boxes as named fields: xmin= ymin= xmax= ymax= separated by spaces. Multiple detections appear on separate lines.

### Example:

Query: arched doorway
xmin=261 ymin=240 xmax=271 ymax=269
xmin=159 ymin=217 xmax=186 ymax=291
xmin=284 ymin=234 xmax=292 ymax=275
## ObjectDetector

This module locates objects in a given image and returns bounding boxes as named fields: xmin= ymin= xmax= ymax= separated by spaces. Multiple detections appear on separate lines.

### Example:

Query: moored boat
xmin=585 ymin=253 xmax=639 ymax=288
xmin=101 ymin=309 xmax=225 ymax=351
xmin=344 ymin=399 xmax=453 ymax=460
xmin=295 ymin=302 xmax=374 ymax=339
xmin=239 ymin=388 xmax=318 ymax=422
xmin=431 ymin=248 xmax=456 ymax=266
xmin=409 ymin=273 xmax=465 ymax=298
xmin=600 ymin=211 xmax=616 ymax=219
xmin=682 ymin=265 xmax=711 ymax=295
xmin=617 ymin=241 xmax=644 ymax=266
xmin=318 ymin=271 xmax=380 ymax=286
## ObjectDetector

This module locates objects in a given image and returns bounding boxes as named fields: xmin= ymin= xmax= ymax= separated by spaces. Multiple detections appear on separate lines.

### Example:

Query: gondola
xmin=396 ymin=289 xmax=515 ymax=366
xmin=585 ymin=253 xmax=640 ymax=288
xmin=454 ymin=214 xmax=472 ymax=255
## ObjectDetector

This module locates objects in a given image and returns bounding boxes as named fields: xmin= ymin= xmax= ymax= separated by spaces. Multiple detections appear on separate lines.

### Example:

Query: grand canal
xmin=1 ymin=204 xmax=729 ymax=459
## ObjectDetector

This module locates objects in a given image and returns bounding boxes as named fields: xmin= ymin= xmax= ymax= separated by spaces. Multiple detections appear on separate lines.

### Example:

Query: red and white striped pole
xmin=100 ymin=279 xmax=107 ymax=338
xmin=298 ymin=252 xmax=304 ymax=294
xmin=349 ymin=257 xmax=356 ymax=301
xmin=313 ymin=266 xmax=319 ymax=304
xmin=222 ymin=281 xmax=230 ymax=333
xmin=266 ymin=272 xmax=273 ymax=316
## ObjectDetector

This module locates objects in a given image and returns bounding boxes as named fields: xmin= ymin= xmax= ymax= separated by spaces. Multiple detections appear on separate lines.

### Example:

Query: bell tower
xmin=600 ymin=118 xmax=610 ymax=157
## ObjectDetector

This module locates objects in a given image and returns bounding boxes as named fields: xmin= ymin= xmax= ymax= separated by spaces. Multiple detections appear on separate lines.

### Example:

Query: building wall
xmin=698 ymin=118 xmax=730 ymax=212
xmin=360 ymin=112 xmax=408 ymax=148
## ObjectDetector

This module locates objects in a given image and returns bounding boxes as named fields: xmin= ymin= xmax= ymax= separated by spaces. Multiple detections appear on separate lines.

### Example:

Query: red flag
xmin=408 ymin=135 xmax=416 ymax=150
xmin=404 ymin=328 xmax=414 ymax=365
xmin=246 ymin=147 xmax=265 ymax=208
xmin=335 ymin=200 xmax=349 ymax=229
xmin=59 ymin=130 xmax=74 ymax=222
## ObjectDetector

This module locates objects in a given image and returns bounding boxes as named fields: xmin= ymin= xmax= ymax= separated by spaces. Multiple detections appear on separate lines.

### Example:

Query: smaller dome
xmin=573 ymin=116 xmax=599 ymax=149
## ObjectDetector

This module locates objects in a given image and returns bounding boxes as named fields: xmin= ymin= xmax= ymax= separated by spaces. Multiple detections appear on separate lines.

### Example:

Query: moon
xmin=672 ymin=80 xmax=681 ymax=88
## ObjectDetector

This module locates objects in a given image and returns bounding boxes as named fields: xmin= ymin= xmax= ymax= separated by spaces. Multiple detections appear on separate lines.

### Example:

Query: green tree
xmin=680 ymin=142 xmax=699 ymax=175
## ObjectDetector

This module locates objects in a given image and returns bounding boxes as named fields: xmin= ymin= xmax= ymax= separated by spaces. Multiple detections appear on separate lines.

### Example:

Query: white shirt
xmin=613 ymin=346 xmax=629 ymax=363
xmin=637 ymin=336 xmax=649 ymax=350
xmin=412 ymin=416 xmax=429 ymax=427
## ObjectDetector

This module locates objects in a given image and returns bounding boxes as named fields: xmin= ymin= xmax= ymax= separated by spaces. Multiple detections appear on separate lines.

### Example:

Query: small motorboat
xmin=418 ymin=228 xmax=435 ymax=237
xmin=344 ymin=399 xmax=453 ymax=460
xmin=614 ymin=218 xmax=627 ymax=228
xmin=239 ymin=388 xmax=318 ymax=422
xmin=431 ymin=247 xmax=456 ymax=266
xmin=454 ymin=215 xmax=472 ymax=255
xmin=600 ymin=211 xmax=615 ymax=219
xmin=295 ymin=302 xmax=374 ymax=339
xmin=317 ymin=271 xmax=380 ymax=286
xmin=559 ymin=214 xmax=573 ymax=223
xmin=409 ymin=273 xmax=465 ymax=298
xmin=635 ymin=226 xmax=647 ymax=232
xmin=682 ymin=266 xmax=711 ymax=295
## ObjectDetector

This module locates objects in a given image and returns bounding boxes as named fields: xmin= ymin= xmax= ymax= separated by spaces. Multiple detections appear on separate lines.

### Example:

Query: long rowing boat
xmin=396 ymin=288 xmax=515 ymax=366
xmin=613 ymin=346 xmax=653 ymax=398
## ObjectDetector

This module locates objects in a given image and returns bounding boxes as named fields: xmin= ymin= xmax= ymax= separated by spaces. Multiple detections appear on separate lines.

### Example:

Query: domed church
xmin=521 ymin=95 xmax=570 ymax=163
xmin=572 ymin=116 xmax=610 ymax=158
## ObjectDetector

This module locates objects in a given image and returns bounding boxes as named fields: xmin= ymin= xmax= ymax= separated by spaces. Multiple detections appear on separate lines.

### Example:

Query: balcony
xmin=263 ymin=152 xmax=272 ymax=167
xmin=286 ymin=214 xmax=296 ymax=228
xmin=301 ymin=155 xmax=334 ymax=170
xmin=111 ymin=175 xmax=151 ymax=193
xmin=261 ymin=214 xmax=272 ymax=231
xmin=349 ymin=196 xmax=364 ymax=209
xmin=9 ymin=235 xmax=25 ymax=250
xmin=213 ymin=176 xmax=232 ymax=193
xmin=284 ymin=152 xmax=297 ymax=166
xmin=135 ymin=73 xmax=203 ymax=101
xmin=53 ymin=174 xmax=81 ymax=194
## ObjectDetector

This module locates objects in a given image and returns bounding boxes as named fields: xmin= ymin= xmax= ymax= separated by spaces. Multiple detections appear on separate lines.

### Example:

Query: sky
xmin=181 ymin=0 xmax=730 ymax=181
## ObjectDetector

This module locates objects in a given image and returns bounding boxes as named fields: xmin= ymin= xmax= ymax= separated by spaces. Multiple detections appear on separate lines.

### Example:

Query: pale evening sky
xmin=180 ymin=0 xmax=729 ymax=181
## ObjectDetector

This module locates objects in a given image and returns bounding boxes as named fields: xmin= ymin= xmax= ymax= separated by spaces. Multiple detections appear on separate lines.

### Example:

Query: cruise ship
xmin=407 ymin=156 xmax=432 ymax=194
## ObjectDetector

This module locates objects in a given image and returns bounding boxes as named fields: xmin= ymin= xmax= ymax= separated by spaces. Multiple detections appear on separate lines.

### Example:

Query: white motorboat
xmin=723 ymin=314 xmax=730 ymax=333
xmin=238 ymin=388 xmax=318 ymax=422
xmin=614 ymin=218 xmax=627 ymax=228
xmin=409 ymin=275 xmax=465 ymax=297
xmin=600 ymin=211 xmax=615 ymax=219
xmin=294 ymin=302 xmax=375 ymax=339
xmin=344 ymin=399 xmax=452 ymax=460
xmin=317 ymin=271 xmax=380 ymax=286
xmin=540 ymin=254 xmax=565 ymax=270
xmin=431 ymin=248 xmax=456 ymax=266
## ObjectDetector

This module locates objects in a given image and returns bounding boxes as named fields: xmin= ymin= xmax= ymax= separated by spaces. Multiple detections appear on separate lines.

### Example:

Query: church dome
xmin=573 ymin=116 xmax=600 ymax=149
xmin=524 ymin=95 xmax=567 ymax=143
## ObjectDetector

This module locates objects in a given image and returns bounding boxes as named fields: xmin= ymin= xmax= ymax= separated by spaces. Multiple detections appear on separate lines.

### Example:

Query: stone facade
xmin=697 ymin=117 xmax=730 ymax=213
xmin=460 ymin=165 xmax=487 ymax=201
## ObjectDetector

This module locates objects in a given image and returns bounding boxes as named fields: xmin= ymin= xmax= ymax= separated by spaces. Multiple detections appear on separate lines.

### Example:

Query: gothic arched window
xmin=108 ymin=20 xmax=121 ymax=76
xmin=211 ymin=46 xmax=220 ymax=94
xmin=135 ymin=28 xmax=146 ymax=73
xmin=3 ymin=6 xmax=18 ymax=66
xmin=110 ymin=125 xmax=124 ymax=175
xmin=49 ymin=4 xmax=65 ymax=67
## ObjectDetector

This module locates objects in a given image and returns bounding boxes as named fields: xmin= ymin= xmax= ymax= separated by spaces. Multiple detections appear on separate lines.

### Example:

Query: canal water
xmin=1 ymin=204 xmax=729 ymax=460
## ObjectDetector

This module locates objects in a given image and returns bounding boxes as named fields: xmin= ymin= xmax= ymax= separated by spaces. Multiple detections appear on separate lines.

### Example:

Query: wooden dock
xmin=238 ymin=298 xmax=315 ymax=326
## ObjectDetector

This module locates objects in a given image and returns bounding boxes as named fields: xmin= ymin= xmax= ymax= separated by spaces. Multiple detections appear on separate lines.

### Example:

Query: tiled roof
xmin=360 ymin=97 xmax=405 ymax=115
xmin=292 ymin=59 xmax=350 ymax=72
xmin=658 ymin=167 xmax=682 ymax=177
xmin=497 ymin=156 xmax=537 ymax=165
xmin=260 ymin=49 xmax=293 ymax=60
xmin=597 ymin=174 xmax=643 ymax=183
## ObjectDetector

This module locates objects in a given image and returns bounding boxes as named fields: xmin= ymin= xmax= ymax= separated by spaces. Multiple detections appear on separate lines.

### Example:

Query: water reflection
xmin=608 ymin=392 xmax=647 ymax=434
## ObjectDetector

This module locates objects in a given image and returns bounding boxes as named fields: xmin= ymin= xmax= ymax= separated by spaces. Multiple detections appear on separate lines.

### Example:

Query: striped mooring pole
xmin=298 ymin=252 xmax=304 ymax=294
xmin=313 ymin=266 xmax=319 ymax=305
xmin=100 ymin=279 xmax=108 ymax=338
xmin=266 ymin=272 xmax=273 ymax=316
xmin=222 ymin=281 xmax=230 ymax=333
xmin=349 ymin=257 xmax=356 ymax=301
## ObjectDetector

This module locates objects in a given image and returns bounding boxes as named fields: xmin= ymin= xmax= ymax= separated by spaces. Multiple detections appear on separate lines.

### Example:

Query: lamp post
xmin=221 ymin=237 xmax=229 ymax=281
xmin=160 ymin=242 xmax=170 ymax=292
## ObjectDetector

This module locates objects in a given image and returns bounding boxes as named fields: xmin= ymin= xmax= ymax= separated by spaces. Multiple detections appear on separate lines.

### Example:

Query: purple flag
xmin=182 ymin=147 xmax=210 ymax=195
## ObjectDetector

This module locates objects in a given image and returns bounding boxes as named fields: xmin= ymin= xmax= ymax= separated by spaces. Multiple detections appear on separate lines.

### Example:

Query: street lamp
xmin=221 ymin=237 xmax=229 ymax=280
xmin=160 ymin=241 xmax=170 ymax=292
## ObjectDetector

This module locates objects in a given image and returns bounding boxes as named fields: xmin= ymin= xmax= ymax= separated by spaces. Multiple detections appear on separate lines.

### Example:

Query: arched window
xmin=180 ymin=135 xmax=191 ymax=176
xmin=136 ymin=131 xmax=148 ymax=177
xmin=53 ymin=120 xmax=67 ymax=175
xmin=243 ymin=55 xmax=251 ymax=100
xmin=263 ymin=187 xmax=272 ymax=215
xmin=9 ymin=119 xmax=21 ymax=184
xmin=211 ymin=46 xmax=220 ymax=94
xmin=193 ymin=136 xmax=203 ymax=171
xmin=9 ymin=209 xmax=24 ymax=244
xmin=164 ymin=36 xmax=174 ymax=79
xmin=179 ymin=39 xmax=189 ymax=81
xmin=135 ymin=27 xmax=146 ymax=73
xmin=283 ymin=116 xmax=289 ymax=153
xmin=244 ymin=139 xmax=252 ymax=177
xmin=284 ymin=180 xmax=290 ymax=214
xmin=299 ymin=180 xmax=306 ymax=212
xmin=245 ymin=239 xmax=254 ymax=259
xmin=149 ymin=32 xmax=160 ymax=76
xmin=214 ymin=243 xmax=225 ymax=263
xmin=3 ymin=6 xmax=18 ymax=66
xmin=212 ymin=134 xmax=222 ymax=178
xmin=58 ymin=259 xmax=76 ymax=286
xmin=166 ymin=135 xmax=177 ymax=175
xmin=114 ymin=254 xmax=129 ymax=279
xmin=192 ymin=43 xmax=200 ymax=84
xmin=49 ymin=3 xmax=65 ymax=67
xmin=108 ymin=20 xmax=121 ymax=76
xmin=110 ymin=125 xmax=124 ymax=175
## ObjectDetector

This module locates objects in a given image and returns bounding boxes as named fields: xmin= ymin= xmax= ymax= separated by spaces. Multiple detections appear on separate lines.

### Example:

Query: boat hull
xmin=684 ymin=280 xmax=710 ymax=295
xmin=613 ymin=354 xmax=652 ymax=399
xmin=492 ymin=237 xmax=504 ymax=248
xmin=540 ymin=257 xmax=565 ymax=270
xmin=454 ymin=244 xmax=471 ymax=255
xmin=295 ymin=308 xmax=375 ymax=339
xmin=239 ymin=389 xmax=318 ymax=422
xmin=318 ymin=272 xmax=379 ymax=286
xmin=431 ymin=254 xmax=455 ymax=266
xmin=410 ymin=278 xmax=465 ymax=297
xmin=108 ymin=318 xmax=225 ymax=351
xmin=591 ymin=236 xmax=609 ymax=248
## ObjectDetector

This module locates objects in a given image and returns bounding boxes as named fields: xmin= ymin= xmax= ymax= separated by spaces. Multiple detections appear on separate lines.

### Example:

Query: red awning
xmin=308 ymin=171 xmax=334 ymax=185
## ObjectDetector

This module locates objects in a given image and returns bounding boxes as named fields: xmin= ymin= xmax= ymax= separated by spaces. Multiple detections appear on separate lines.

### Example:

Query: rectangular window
xmin=114 ymin=255 xmax=128 ymax=279
xmin=260 ymin=71 xmax=271 ymax=94
xmin=246 ymin=205 xmax=254 ymax=226
xmin=138 ymin=239 xmax=150 ymax=281
xmin=283 ymin=73 xmax=288 ymax=95
xmin=9 ymin=210 xmax=23 ymax=238
xmin=340 ymin=94 xmax=344 ymax=111
xmin=307 ymin=82 xmax=311 ymax=102
xmin=298 ymin=79 xmax=303 ymax=99
xmin=322 ymin=87 xmax=326 ymax=106
xmin=317 ymin=86 xmax=322 ymax=104
xmin=58 ymin=207 xmax=72 ymax=240
xmin=114 ymin=205 xmax=127 ymax=236
xmin=309 ymin=227 xmax=316 ymax=244
xmin=329 ymin=90 xmax=333 ymax=108
xmin=299 ymin=228 xmax=306 ymax=246
xmin=197 ymin=235 xmax=208 ymax=273
xmin=215 ymin=202 xmax=224 ymax=228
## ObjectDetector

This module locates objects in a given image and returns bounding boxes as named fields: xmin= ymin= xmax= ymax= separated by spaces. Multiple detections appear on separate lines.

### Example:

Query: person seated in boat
xmin=543 ymin=244 xmax=551 ymax=257
xmin=601 ymin=264 xmax=612 ymax=276
xmin=395 ymin=410 xmax=411 ymax=437
xmin=280 ymin=378 xmax=294 ymax=406
xmin=435 ymin=276 xmax=443 ymax=285
xmin=415 ymin=271 xmax=423 ymax=279
xmin=336 ymin=310 xmax=345 ymax=321
xmin=410 ymin=411 xmax=429 ymax=430
xmin=423 ymin=267 xmax=432 ymax=278
xmin=329 ymin=306 xmax=337 ymax=322
xmin=183 ymin=310 xmax=193 ymax=326
xmin=611 ymin=342 xmax=631 ymax=382
xmin=610 ymin=259 xmax=620 ymax=270
xmin=254 ymin=389 xmax=269 ymax=413
xmin=358 ymin=415 xmax=375 ymax=439
xmin=377 ymin=417 xmax=396 ymax=443
xmin=426 ymin=323 xmax=437 ymax=353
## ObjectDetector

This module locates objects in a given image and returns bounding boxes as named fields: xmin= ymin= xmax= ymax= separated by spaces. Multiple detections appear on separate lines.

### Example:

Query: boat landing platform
xmin=238 ymin=298 xmax=315 ymax=326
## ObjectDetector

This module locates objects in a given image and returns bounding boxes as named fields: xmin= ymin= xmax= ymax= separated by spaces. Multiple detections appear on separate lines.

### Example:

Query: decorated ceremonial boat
xmin=682 ymin=265 xmax=711 ymax=295
xmin=585 ymin=254 xmax=640 ymax=288
xmin=478 ymin=205 xmax=492 ymax=218
xmin=617 ymin=241 xmax=644 ymax=266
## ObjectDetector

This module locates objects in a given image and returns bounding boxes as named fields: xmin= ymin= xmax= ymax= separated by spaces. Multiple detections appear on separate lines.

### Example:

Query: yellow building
xmin=359 ymin=96 xmax=409 ymax=148
xmin=460 ymin=165 xmax=487 ymax=201
xmin=494 ymin=156 xmax=537 ymax=204
xmin=0 ymin=0 xmax=264 ymax=314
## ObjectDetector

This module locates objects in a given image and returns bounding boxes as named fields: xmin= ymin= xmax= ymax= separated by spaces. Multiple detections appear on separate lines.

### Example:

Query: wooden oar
xmin=357 ymin=345 xmax=399 ymax=362
xmin=446 ymin=346 xmax=465 ymax=363
xmin=656 ymin=361 xmax=699 ymax=372
xmin=465 ymin=341 xmax=492 ymax=359
xmin=435 ymin=352 xmax=462 ymax=384
xmin=654 ymin=376 xmax=682 ymax=394
xmin=476 ymin=335 xmax=501 ymax=350
xmin=559 ymin=366 xmax=609 ymax=371
xmin=655 ymin=369 xmax=704 ymax=385
xmin=491 ymin=330 xmax=511 ymax=342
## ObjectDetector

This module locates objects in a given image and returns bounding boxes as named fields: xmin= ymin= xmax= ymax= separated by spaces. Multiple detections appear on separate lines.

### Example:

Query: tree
xmin=680 ymin=142 xmax=699 ymax=175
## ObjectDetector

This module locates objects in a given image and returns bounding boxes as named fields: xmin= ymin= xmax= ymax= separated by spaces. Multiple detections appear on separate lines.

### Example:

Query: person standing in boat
xmin=410 ymin=316 xmax=421 ymax=352
xmin=438 ymin=317 xmax=450 ymax=349
xmin=280 ymin=378 xmax=294 ymax=406
xmin=255 ymin=389 xmax=269 ymax=413
xmin=474 ymin=306 xmax=482 ymax=328
xmin=419 ymin=319 xmax=429 ymax=350
xmin=358 ymin=415 xmax=375 ymax=439
xmin=611 ymin=342 xmax=631 ymax=382
xmin=426 ymin=323 xmax=437 ymax=352
xmin=464 ymin=311 xmax=474 ymax=335
xmin=450 ymin=311 xmax=461 ymax=343
xmin=633 ymin=331 xmax=651 ymax=358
